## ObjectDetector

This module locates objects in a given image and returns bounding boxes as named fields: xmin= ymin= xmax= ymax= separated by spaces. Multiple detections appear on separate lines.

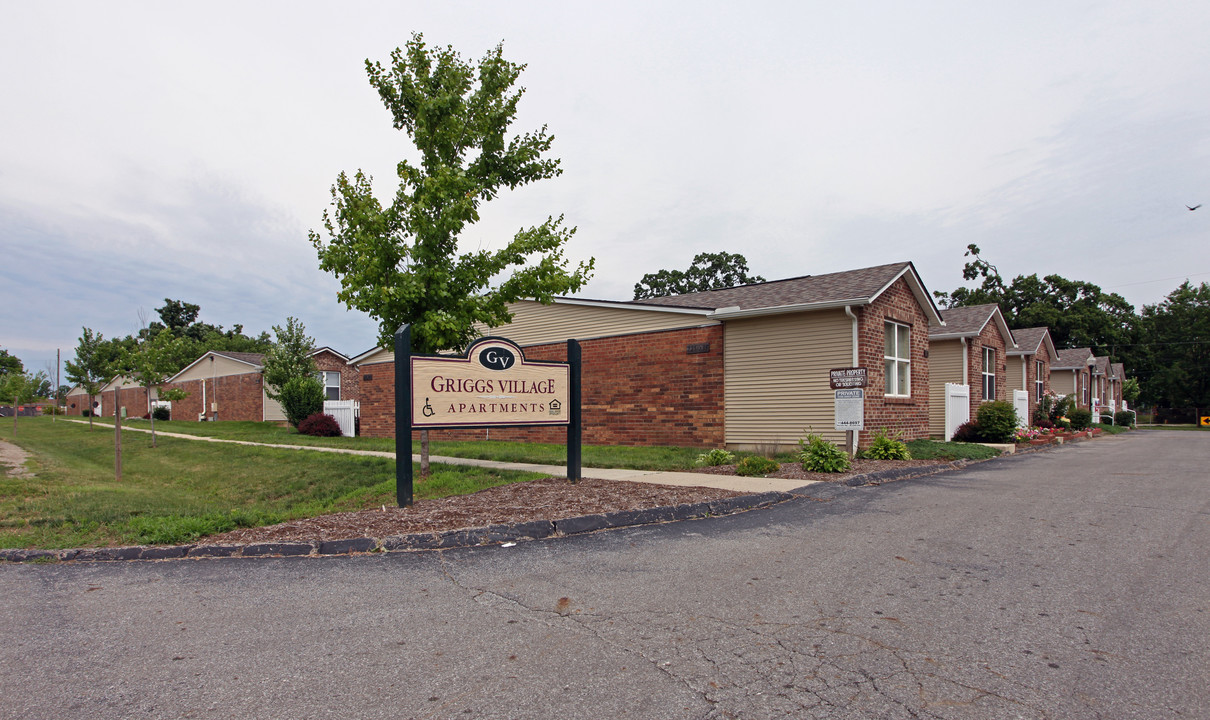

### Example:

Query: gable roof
xmin=1007 ymin=327 xmax=1057 ymax=360
xmin=1093 ymin=356 xmax=1110 ymax=376
xmin=637 ymin=261 xmax=943 ymax=324
xmin=1111 ymin=362 xmax=1125 ymax=381
xmin=929 ymin=304 xmax=1016 ymax=347
xmin=1053 ymin=347 xmax=1095 ymax=370
xmin=167 ymin=350 xmax=266 ymax=383
xmin=309 ymin=347 xmax=350 ymax=363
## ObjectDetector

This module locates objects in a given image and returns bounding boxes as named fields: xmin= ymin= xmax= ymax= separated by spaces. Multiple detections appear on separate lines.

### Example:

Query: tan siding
xmin=1051 ymin=369 xmax=1076 ymax=396
xmin=357 ymin=301 xmax=718 ymax=365
xmin=174 ymin=355 xmax=260 ymax=382
xmin=1005 ymin=354 xmax=1028 ymax=393
xmin=724 ymin=310 xmax=852 ymax=451
xmin=263 ymin=392 xmax=286 ymax=422
xmin=927 ymin=340 xmax=965 ymax=436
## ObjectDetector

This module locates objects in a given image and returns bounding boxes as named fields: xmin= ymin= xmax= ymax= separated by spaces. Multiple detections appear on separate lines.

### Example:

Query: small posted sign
xmin=829 ymin=367 xmax=868 ymax=389
xmin=834 ymin=388 xmax=865 ymax=431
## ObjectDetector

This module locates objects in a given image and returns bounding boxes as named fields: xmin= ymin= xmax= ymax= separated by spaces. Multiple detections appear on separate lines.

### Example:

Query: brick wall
xmin=359 ymin=325 xmax=726 ymax=448
xmin=966 ymin=320 xmax=1009 ymax=419
xmin=314 ymin=350 xmax=360 ymax=402
xmin=856 ymin=277 xmax=932 ymax=444
xmin=159 ymin=374 xmax=265 ymax=421
xmin=102 ymin=386 xmax=153 ymax=418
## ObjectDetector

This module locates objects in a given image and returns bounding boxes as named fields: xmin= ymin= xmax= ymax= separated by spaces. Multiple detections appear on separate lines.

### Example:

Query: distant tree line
xmin=937 ymin=244 xmax=1210 ymax=410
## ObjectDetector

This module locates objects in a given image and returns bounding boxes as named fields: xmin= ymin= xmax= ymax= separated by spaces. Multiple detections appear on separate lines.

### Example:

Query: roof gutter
xmin=707 ymin=298 xmax=870 ymax=320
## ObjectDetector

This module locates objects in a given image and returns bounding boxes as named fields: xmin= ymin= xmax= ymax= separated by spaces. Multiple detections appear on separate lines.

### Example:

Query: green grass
xmin=1 ymin=417 xmax=542 ymax=549
xmin=1091 ymin=423 xmax=1132 ymax=435
xmin=66 ymin=418 xmax=739 ymax=470
xmin=905 ymin=439 xmax=1001 ymax=461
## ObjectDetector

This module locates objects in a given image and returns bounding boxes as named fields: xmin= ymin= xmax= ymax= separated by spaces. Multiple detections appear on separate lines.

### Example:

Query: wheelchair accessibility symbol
xmin=422 ymin=398 xmax=435 ymax=417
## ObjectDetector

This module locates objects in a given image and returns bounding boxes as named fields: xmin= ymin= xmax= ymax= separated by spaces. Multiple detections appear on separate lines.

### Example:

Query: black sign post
xmin=567 ymin=339 xmax=581 ymax=482
xmin=395 ymin=324 xmax=413 ymax=507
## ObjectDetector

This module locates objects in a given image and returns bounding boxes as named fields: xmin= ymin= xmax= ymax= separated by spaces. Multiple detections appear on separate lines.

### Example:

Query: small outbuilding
xmin=160 ymin=351 xmax=285 ymax=422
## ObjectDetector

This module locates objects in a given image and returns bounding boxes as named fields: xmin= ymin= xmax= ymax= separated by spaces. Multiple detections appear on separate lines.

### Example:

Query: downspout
xmin=1022 ymin=356 xmax=1028 ymax=392
xmin=844 ymin=305 xmax=859 ymax=456
xmin=960 ymin=338 xmax=969 ymax=386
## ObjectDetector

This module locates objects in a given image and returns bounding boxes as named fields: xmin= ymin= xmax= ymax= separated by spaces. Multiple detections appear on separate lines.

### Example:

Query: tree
xmin=1136 ymin=281 xmax=1210 ymax=410
xmin=0 ymin=348 xmax=23 ymax=378
xmin=634 ymin=251 xmax=767 ymax=300
xmin=1 ymin=370 xmax=47 ymax=437
xmin=311 ymin=34 xmax=594 ymax=476
xmin=64 ymin=328 xmax=112 ymax=430
xmin=278 ymin=376 xmax=325 ymax=429
xmin=936 ymin=244 xmax=1138 ymax=357
xmin=126 ymin=329 xmax=191 ymax=448
xmin=262 ymin=317 xmax=318 ymax=402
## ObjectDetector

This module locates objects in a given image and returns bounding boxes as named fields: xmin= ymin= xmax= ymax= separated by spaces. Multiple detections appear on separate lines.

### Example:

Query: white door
xmin=945 ymin=383 xmax=970 ymax=441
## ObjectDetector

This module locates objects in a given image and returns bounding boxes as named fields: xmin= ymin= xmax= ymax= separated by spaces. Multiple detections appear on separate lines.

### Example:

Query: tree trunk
xmin=420 ymin=429 xmax=430 ymax=478
xmin=88 ymin=394 xmax=95 ymax=430
xmin=148 ymin=387 xmax=157 ymax=449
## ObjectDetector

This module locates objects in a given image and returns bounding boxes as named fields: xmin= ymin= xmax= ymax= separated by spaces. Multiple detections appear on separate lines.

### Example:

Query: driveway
xmin=2 ymin=429 xmax=1206 ymax=719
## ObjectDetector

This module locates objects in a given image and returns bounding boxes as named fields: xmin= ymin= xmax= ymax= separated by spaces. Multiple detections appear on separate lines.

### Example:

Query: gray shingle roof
xmin=1009 ymin=327 xmax=1045 ymax=353
xmin=1093 ymin=356 xmax=1110 ymax=376
xmin=929 ymin=304 xmax=1002 ymax=338
xmin=211 ymin=351 xmax=266 ymax=366
xmin=1111 ymin=362 xmax=1125 ymax=380
xmin=1053 ymin=348 xmax=1094 ymax=370
xmin=636 ymin=261 xmax=920 ymax=311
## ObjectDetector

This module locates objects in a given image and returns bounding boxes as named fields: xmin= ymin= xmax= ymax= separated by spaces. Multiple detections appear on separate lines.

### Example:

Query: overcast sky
xmin=3 ymin=0 xmax=1208 ymax=378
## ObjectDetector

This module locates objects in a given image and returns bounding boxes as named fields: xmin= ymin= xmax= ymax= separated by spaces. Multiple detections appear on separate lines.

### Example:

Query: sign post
xmin=395 ymin=328 xmax=580 ymax=506
xmin=831 ymin=368 xmax=867 ymax=458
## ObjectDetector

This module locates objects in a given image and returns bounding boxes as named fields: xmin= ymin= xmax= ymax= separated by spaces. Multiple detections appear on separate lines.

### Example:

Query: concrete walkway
xmin=64 ymin=419 xmax=815 ymax=494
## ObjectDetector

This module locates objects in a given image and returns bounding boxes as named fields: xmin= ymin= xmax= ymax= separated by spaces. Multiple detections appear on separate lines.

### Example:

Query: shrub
xmin=800 ymin=433 xmax=851 ymax=473
xmin=863 ymin=428 xmax=912 ymax=460
xmin=975 ymin=400 xmax=1019 ymax=443
xmin=280 ymin=376 xmax=325 ymax=428
xmin=1068 ymin=408 xmax=1093 ymax=431
xmin=298 ymin=412 xmax=343 ymax=437
xmin=1114 ymin=410 xmax=1135 ymax=427
xmin=152 ymin=406 xmax=171 ymax=421
xmin=1035 ymin=418 xmax=1055 ymax=430
xmin=951 ymin=421 xmax=982 ymax=443
xmin=736 ymin=455 xmax=780 ymax=477
xmin=696 ymin=448 xmax=735 ymax=467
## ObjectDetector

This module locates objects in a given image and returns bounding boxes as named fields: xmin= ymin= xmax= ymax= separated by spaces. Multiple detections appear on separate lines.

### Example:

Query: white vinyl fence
xmin=323 ymin=400 xmax=359 ymax=438
xmin=945 ymin=383 xmax=970 ymax=441
xmin=1013 ymin=390 xmax=1030 ymax=428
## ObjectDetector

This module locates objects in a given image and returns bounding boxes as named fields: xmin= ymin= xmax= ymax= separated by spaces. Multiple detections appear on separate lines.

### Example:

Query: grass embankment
xmin=1 ymin=418 xmax=542 ymax=549
xmin=904 ymin=439 xmax=1000 ymax=461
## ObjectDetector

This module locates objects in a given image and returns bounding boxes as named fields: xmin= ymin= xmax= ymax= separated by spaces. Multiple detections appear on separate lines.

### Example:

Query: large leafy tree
xmin=936 ymin=244 xmax=1138 ymax=355
xmin=1 ymin=370 xmax=48 ymax=437
xmin=0 ymin=348 xmax=23 ymax=378
xmin=311 ymin=35 xmax=594 ymax=477
xmin=64 ymin=328 xmax=112 ymax=430
xmin=310 ymin=34 xmax=594 ymax=354
xmin=633 ymin=251 xmax=766 ymax=300
xmin=1136 ymin=281 xmax=1210 ymax=410
xmin=125 ymin=329 xmax=191 ymax=447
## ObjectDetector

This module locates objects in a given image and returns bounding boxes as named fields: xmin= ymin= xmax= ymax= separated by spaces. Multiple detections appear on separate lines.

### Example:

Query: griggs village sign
xmin=394 ymin=326 xmax=582 ymax=506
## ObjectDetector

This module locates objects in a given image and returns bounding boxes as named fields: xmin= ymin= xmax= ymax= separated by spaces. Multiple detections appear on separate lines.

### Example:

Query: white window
xmin=318 ymin=371 xmax=341 ymax=401
xmin=884 ymin=321 xmax=911 ymax=397
xmin=982 ymin=346 xmax=996 ymax=400
xmin=1035 ymin=360 xmax=1044 ymax=401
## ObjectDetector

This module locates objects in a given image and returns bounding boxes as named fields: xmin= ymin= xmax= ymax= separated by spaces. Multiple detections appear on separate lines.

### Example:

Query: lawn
xmin=1 ymin=417 xmax=543 ymax=549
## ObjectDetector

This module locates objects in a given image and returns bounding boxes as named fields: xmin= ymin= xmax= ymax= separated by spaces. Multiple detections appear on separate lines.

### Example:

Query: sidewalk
xmin=63 ymin=419 xmax=815 ymax=494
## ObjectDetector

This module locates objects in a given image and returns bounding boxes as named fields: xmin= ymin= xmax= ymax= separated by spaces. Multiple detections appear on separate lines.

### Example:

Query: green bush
xmin=951 ymin=421 xmax=982 ymax=443
xmin=696 ymin=448 xmax=736 ymax=467
xmin=736 ymin=455 xmax=780 ymax=477
xmin=975 ymin=400 xmax=1018 ymax=443
xmin=863 ymin=428 xmax=912 ymax=460
xmin=279 ymin=376 xmax=325 ymax=428
xmin=800 ymin=433 xmax=851 ymax=473
xmin=1114 ymin=410 xmax=1135 ymax=427
xmin=1068 ymin=408 xmax=1093 ymax=430
xmin=152 ymin=406 xmax=171 ymax=421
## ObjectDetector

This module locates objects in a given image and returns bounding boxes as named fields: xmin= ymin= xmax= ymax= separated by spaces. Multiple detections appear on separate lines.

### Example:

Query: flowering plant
xmin=1013 ymin=427 xmax=1042 ymax=442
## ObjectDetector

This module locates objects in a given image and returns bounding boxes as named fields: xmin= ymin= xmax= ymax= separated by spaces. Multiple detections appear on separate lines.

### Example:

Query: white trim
xmin=553 ymin=297 xmax=716 ymax=316
xmin=708 ymin=298 xmax=870 ymax=320
xmin=167 ymin=351 xmax=262 ymax=383
xmin=868 ymin=264 xmax=945 ymax=326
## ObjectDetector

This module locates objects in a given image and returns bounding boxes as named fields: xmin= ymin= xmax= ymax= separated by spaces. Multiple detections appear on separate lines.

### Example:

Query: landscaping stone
xmin=240 ymin=542 xmax=314 ymax=557
xmin=318 ymin=538 xmax=378 ymax=555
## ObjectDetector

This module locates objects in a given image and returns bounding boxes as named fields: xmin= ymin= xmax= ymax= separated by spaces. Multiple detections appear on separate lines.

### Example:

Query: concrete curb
xmin=0 ymin=491 xmax=794 ymax=564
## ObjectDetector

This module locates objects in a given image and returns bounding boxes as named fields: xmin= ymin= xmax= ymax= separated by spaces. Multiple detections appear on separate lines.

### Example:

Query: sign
xmin=829 ymin=367 xmax=868 ymax=389
xmin=1201 ymin=416 xmax=1210 ymax=427
xmin=410 ymin=338 xmax=570 ymax=429
xmin=834 ymin=388 xmax=865 ymax=431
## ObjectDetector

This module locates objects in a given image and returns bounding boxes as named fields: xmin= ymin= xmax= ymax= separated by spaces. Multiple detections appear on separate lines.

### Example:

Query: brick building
xmin=927 ymin=304 xmax=1017 ymax=437
xmin=1006 ymin=327 xmax=1057 ymax=407
xmin=355 ymin=261 xmax=942 ymax=452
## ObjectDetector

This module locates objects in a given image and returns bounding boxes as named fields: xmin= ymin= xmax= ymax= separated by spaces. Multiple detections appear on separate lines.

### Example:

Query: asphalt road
xmin=2 ymin=430 xmax=1207 ymax=719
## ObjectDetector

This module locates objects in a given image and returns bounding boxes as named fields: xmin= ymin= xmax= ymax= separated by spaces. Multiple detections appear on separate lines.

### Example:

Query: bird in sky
xmin=1188 ymin=204 xmax=1202 ymax=211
